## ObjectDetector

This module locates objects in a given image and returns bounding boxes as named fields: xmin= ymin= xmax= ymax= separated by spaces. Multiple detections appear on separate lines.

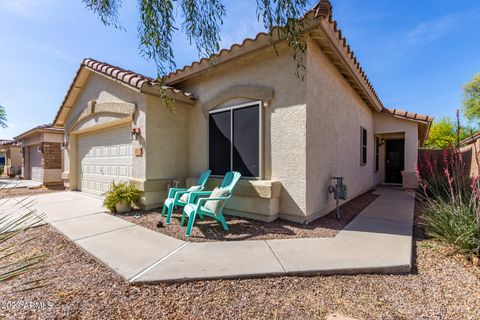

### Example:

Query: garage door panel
xmin=77 ymin=125 xmax=133 ymax=195
xmin=29 ymin=145 xmax=43 ymax=182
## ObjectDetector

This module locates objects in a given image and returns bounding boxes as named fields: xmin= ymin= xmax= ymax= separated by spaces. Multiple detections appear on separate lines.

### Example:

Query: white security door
xmin=29 ymin=145 xmax=43 ymax=182
xmin=77 ymin=125 xmax=133 ymax=194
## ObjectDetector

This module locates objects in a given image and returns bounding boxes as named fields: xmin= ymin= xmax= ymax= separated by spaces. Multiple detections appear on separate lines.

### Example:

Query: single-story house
xmin=14 ymin=124 xmax=64 ymax=185
xmin=0 ymin=140 xmax=22 ymax=177
xmin=460 ymin=133 xmax=480 ymax=177
xmin=52 ymin=0 xmax=432 ymax=223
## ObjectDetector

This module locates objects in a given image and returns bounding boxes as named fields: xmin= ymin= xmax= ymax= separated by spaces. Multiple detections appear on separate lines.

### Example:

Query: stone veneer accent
xmin=42 ymin=143 xmax=62 ymax=169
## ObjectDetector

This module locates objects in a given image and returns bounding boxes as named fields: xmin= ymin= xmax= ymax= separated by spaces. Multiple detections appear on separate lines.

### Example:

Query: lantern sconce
xmin=131 ymin=127 xmax=141 ymax=141
xmin=62 ymin=139 xmax=69 ymax=149
xmin=377 ymin=138 xmax=385 ymax=147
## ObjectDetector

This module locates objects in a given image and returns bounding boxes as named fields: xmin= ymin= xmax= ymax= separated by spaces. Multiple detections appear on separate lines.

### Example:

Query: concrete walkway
xmin=16 ymin=187 xmax=415 ymax=283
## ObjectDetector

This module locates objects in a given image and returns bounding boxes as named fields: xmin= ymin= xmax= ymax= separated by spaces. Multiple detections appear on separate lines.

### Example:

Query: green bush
xmin=103 ymin=181 xmax=141 ymax=212
xmin=424 ymin=198 xmax=480 ymax=256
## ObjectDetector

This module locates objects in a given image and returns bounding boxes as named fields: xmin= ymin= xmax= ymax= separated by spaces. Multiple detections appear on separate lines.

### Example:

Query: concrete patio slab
xmin=76 ymin=225 xmax=186 ymax=279
xmin=135 ymin=240 xmax=285 ymax=283
xmin=52 ymin=213 xmax=135 ymax=241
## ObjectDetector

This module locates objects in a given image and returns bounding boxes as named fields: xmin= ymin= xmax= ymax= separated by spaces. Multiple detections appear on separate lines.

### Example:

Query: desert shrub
xmin=103 ymin=181 xmax=141 ymax=212
xmin=417 ymin=147 xmax=480 ymax=256
xmin=423 ymin=194 xmax=480 ymax=256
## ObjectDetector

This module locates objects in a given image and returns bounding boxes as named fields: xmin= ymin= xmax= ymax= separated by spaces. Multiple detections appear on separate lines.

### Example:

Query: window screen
xmin=209 ymin=111 xmax=231 ymax=175
xmin=361 ymin=127 xmax=367 ymax=165
xmin=209 ymin=103 xmax=260 ymax=178
xmin=233 ymin=105 xmax=259 ymax=177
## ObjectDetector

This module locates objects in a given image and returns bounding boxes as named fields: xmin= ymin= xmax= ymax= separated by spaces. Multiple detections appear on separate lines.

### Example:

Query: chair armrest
xmin=173 ymin=190 xmax=192 ymax=201
xmin=197 ymin=196 xmax=229 ymax=205
xmin=188 ymin=191 xmax=213 ymax=204
xmin=168 ymin=187 xmax=188 ymax=198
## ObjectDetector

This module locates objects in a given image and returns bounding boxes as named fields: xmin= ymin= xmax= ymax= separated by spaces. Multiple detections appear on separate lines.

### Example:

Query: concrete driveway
xmin=0 ymin=179 xmax=42 ymax=189
xmin=11 ymin=187 xmax=415 ymax=283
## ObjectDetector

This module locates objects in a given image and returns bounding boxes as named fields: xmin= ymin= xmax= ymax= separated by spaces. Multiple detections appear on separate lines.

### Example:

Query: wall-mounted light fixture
xmin=377 ymin=138 xmax=385 ymax=147
xmin=131 ymin=127 xmax=141 ymax=141
xmin=62 ymin=137 xmax=69 ymax=149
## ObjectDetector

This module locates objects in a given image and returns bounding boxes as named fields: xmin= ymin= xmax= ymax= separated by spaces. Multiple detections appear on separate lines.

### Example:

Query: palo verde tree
xmin=82 ymin=0 xmax=318 ymax=76
xmin=425 ymin=114 xmax=473 ymax=149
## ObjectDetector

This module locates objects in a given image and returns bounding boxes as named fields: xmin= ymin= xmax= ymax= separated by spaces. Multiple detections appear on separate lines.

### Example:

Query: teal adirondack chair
xmin=162 ymin=170 xmax=211 ymax=224
xmin=181 ymin=171 xmax=241 ymax=237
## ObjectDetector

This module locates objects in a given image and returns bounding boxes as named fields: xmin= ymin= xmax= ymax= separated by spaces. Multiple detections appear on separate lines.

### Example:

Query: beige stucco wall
xmin=62 ymin=72 xmax=147 ymax=192
xmin=373 ymin=113 xmax=419 ymax=189
xmin=305 ymin=38 xmax=379 ymax=221
xmin=3 ymin=147 xmax=22 ymax=176
xmin=142 ymin=95 xmax=191 ymax=208
xmin=175 ymin=43 xmax=308 ymax=220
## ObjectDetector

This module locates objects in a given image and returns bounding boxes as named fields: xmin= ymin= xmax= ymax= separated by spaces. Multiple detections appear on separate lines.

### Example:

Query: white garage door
xmin=77 ymin=125 xmax=133 ymax=194
xmin=29 ymin=145 xmax=43 ymax=182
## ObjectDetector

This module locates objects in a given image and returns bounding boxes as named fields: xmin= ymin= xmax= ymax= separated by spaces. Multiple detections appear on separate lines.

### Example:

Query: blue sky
xmin=0 ymin=0 xmax=479 ymax=138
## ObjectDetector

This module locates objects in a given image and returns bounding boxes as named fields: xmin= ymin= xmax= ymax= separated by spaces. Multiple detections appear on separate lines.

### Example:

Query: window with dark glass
xmin=209 ymin=103 xmax=260 ymax=178
xmin=375 ymin=137 xmax=379 ymax=172
xmin=361 ymin=127 xmax=367 ymax=166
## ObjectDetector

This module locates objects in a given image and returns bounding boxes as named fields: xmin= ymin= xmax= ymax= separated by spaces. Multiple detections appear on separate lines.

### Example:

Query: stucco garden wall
xmin=62 ymin=72 xmax=147 ymax=192
xmin=305 ymin=38 xmax=378 ymax=222
xmin=176 ymin=44 xmax=307 ymax=221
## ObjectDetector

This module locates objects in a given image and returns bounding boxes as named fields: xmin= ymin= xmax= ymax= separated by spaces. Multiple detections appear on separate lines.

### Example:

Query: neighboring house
xmin=460 ymin=133 xmax=480 ymax=177
xmin=14 ymin=124 xmax=64 ymax=185
xmin=0 ymin=140 xmax=22 ymax=177
xmin=52 ymin=1 xmax=432 ymax=223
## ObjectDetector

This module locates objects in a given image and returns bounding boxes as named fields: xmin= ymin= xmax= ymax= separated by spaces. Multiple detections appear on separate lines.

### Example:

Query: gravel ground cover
xmin=118 ymin=190 xmax=379 ymax=241
xmin=1 ymin=200 xmax=479 ymax=319
xmin=0 ymin=185 xmax=65 ymax=199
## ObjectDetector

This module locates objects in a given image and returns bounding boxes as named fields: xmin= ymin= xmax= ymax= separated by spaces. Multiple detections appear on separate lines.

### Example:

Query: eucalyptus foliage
xmin=82 ymin=0 xmax=310 ymax=75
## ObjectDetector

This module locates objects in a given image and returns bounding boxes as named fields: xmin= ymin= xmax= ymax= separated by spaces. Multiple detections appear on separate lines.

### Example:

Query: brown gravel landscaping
xmin=1 ymin=199 xmax=479 ymax=319
xmin=118 ymin=189 xmax=379 ymax=241
xmin=0 ymin=185 xmax=65 ymax=199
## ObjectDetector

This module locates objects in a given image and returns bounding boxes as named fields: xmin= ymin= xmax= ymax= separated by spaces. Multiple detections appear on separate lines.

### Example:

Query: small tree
xmin=425 ymin=116 xmax=471 ymax=149
xmin=463 ymin=73 xmax=480 ymax=123
xmin=0 ymin=105 xmax=7 ymax=128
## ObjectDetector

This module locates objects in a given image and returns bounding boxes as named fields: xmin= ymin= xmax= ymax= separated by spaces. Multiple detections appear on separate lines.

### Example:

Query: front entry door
xmin=385 ymin=139 xmax=405 ymax=184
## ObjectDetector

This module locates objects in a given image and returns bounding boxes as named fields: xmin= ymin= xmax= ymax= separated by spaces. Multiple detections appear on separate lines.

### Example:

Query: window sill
xmin=187 ymin=177 xmax=281 ymax=199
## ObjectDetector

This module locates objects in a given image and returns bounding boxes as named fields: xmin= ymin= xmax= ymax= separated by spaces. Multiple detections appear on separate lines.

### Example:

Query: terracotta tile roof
xmin=82 ymin=58 xmax=195 ymax=99
xmin=53 ymin=58 xmax=196 ymax=126
xmin=0 ymin=139 xmax=17 ymax=146
xmin=164 ymin=1 xmax=383 ymax=110
xmin=381 ymin=108 xmax=433 ymax=123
